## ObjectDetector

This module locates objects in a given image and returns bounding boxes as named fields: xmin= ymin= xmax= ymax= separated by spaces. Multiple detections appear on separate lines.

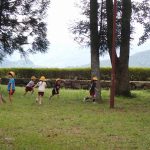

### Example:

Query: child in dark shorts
xmin=24 ymin=76 xmax=36 ymax=95
xmin=83 ymin=77 xmax=98 ymax=103
xmin=49 ymin=78 xmax=62 ymax=100
xmin=34 ymin=76 xmax=47 ymax=105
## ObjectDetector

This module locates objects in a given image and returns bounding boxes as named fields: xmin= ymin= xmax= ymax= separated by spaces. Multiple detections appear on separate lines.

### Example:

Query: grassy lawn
xmin=0 ymin=85 xmax=150 ymax=150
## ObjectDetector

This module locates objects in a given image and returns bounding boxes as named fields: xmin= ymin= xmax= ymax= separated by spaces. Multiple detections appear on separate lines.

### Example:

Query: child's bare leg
xmin=91 ymin=95 xmax=96 ymax=103
xmin=49 ymin=95 xmax=53 ymax=100
xmin=39 ymin=96 xmax=42 ymax=105
xmin=2 ymin=98 xmax=6 ymax=103
xmin=24 ymin=91 xmax=27 ymax=95
xmin=83 ymin=96 xmax=92 ymax=102
xmin=1 ymin=95 xmax=6 ymax=103
xmin=36 ymin=94 xmax=39 ymax=103
xmin=57 ymin=94 xmax=59 ymax=98
xmin=31 ymin=90 xmax=34 ymax=95
xmin=92 ymin=98 xmax=96 ymax=102
xmin=9 ymin=94 xmax=12 ymax=104
xmin=37 ymin=94 xmax=40 ymax=104
xmin=0 ymin=94 xmax=3 ymax=104
xmin=35 ymin=97 xmax=38 ymax=103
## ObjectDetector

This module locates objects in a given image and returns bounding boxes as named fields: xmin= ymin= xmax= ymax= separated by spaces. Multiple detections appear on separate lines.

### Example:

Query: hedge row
xmin=0 ymin=67 xmax=150 ymax=81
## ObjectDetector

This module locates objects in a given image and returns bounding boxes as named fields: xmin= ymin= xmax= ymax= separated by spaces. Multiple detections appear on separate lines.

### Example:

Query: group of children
xmin=24 ymin=76 xmax=62 ymax=104
xmin=0 ymin=71 xmax=98 ymax=105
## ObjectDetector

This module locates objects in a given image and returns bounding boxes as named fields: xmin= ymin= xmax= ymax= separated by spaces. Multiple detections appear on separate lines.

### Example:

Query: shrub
xmin=129 ymin=68 xmax=150 ymax=81
xmin=0 ymin=67 xmax=150 ymax=81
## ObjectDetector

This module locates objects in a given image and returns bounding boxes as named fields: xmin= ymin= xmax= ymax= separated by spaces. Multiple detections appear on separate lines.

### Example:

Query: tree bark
xmin=106 ymin=0 xmax=131 ymax=96
xmin=90 ymin=0 xmax=102 ymax=103
xmin=116 ymin=0 xmax=131 ymax=96
xmin=106 ymin=0 xmax=113 ymax=57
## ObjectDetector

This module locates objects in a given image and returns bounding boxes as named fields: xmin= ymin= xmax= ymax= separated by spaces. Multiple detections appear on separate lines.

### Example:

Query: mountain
xmin=103 ymin=50 xmax=150 ymax=67
xmin=81 ymin=50 xmax=150 ymax=68
xmin=0 ymin=50 xmax=150 ymax=68
xmin=129 ymin=50 xmax=150 ymax=67
xmin=0 ymin=58 xmax=36 ymax=68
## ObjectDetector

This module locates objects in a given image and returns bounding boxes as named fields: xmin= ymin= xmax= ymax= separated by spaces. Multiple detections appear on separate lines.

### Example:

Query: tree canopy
xmin=0 ymin=0 xmax=50 ymax=61
xmin=71 ymin=0 xmax=150 ymax=53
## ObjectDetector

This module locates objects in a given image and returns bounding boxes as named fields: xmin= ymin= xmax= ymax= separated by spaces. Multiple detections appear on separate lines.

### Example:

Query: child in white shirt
xmin=34 ymin=76 xmax=47 ymax=105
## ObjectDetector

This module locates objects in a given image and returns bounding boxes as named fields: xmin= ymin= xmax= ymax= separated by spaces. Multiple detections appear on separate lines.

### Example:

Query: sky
xmin=8 ymin=0 xmax=150 ymax=68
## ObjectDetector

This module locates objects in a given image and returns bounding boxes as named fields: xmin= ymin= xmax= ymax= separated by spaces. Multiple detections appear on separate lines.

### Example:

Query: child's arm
xmin=33 ymin=83 xmax=38 ymax=88
xmin=10 ymin=81 xmax=13 ymax=92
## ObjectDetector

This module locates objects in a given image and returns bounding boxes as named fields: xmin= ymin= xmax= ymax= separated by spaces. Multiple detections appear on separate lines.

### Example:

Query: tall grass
xmin=0 ymin=85 xmax=150 ymax=150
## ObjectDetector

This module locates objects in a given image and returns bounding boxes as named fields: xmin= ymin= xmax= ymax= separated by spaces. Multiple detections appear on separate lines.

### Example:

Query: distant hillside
xmin=129 ymin=50 xmax=150 ymax=67
xmin=82 ymin=50 xmax=150 ymax=68
xmin=0 ymin=50 xmax=150 ymax=68
xmin=0 ymin=58 xmax=36 ymax=68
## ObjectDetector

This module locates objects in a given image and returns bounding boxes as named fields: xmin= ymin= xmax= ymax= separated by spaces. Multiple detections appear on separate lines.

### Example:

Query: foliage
xmin=0 ymin=67 xmax=150 ymax=81
xmin=129 ymin=68 xmax=150 ymax=81
xmin=71 ymin=0 xmax=150 ymax=53
xmin=0 ymin=86 xmax=150 ymax=149
xmin=0 ymin=0 xmax=50 ymax=61
xmin=0 ymin=68 xmax=92 ymax=79
xmin=132 ymin=0 xmax=150 ymax=45
xmin=71 ymin=0 xmax=109 ymax=54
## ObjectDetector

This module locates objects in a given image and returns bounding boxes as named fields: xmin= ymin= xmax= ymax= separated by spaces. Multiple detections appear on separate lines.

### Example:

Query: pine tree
xmin=0 ymin=0 xmax=50 ymax=61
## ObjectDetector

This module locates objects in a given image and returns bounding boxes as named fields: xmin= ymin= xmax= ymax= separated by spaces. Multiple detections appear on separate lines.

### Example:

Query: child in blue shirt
xmin=7 ymin=71 xmax=15 ymax=103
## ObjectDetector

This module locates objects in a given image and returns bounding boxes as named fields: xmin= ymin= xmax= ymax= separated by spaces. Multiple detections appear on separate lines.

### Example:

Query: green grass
xmin=0 ymin=85 xmax=150 ymax=150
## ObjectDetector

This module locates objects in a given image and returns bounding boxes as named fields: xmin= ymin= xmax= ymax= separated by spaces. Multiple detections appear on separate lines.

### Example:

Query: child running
xmin=7 ymin=71 xmax=15 ymax=104
xmin=24 ymin=76 xmax=36 ymax=95
xmin=34 ymin=76 xmax=47 ymax=105
xmin=0 ymin=78 xmax=6 ymax=104
xmin=83 ymin=77 xmax=98 ymax=103
xmin=49 ymin=78 xmax=62 ymax=100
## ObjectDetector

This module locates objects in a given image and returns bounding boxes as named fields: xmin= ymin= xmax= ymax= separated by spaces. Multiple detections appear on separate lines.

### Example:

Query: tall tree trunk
xmin=90 ymin=0 xmax=102 ymax=103
xmin=106 ymin=0 xmax=131 ymax=96
xmin=116 ymin=0 xmax=132 ymax=96
xmin=106 ymin=0 xmax=113 ymax=57
xmin=106 ymin=0 xmax=118 ymax=62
